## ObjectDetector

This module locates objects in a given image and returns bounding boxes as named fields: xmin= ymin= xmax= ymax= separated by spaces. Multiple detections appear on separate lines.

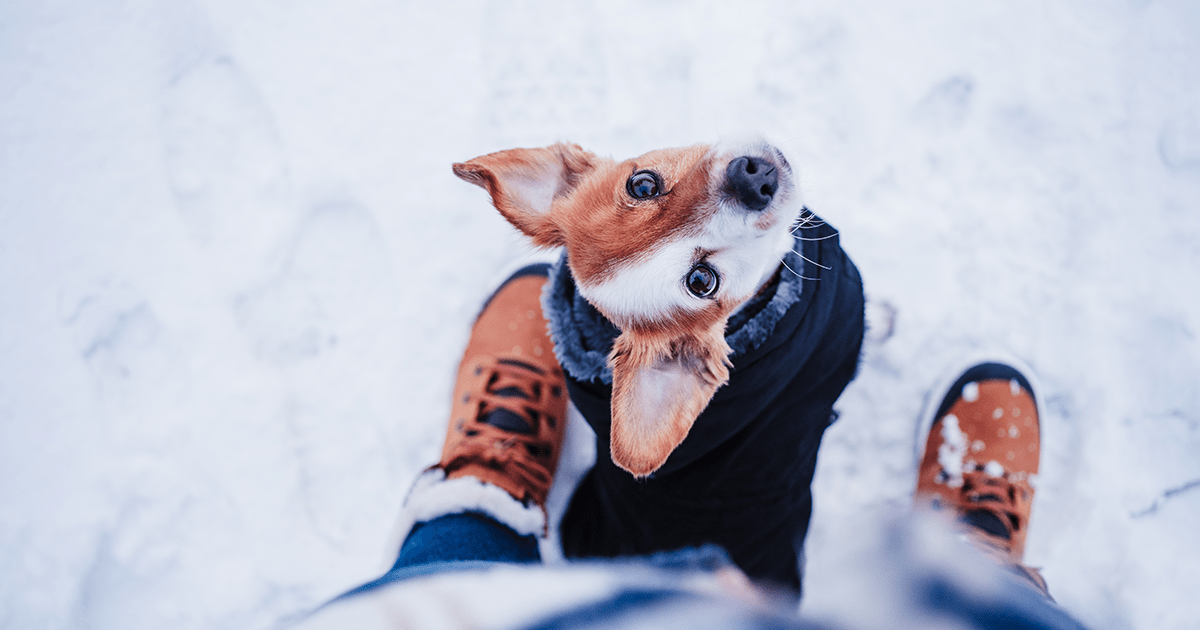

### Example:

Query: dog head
xmin=454 ymin=138 xmax=801 ymax=476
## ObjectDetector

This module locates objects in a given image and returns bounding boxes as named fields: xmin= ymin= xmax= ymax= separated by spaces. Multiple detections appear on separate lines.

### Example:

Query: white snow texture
xmin=1 ymin=1 xmax=1198 ymax=629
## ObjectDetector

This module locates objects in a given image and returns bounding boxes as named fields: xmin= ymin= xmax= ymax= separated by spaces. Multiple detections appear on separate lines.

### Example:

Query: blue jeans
xmin=338 ymin=512 xmax=540 ymax=599
xmin=335 ymin=512 xmax=1089 ymax=630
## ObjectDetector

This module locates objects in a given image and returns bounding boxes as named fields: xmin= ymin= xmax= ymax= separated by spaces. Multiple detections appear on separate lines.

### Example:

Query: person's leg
xmin=338 ymin=512 xmax=540 ymax=598
xmin=395 ymin=513 xmax=540 ymax=567
xmin=915 ymin=361 xmax=1052 ymax=596
xmin=340 ymin=264 xmax=568 ymax=597
xmin=888 ymin=360 xmax=1093 ymax=629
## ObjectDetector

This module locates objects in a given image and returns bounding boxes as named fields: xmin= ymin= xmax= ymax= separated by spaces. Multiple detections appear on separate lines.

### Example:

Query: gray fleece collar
xmin=541 ymin=239 xmax=807 ymax=384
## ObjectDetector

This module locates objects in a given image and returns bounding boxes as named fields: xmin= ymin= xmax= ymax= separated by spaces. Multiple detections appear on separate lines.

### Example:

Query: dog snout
xmin=725 ymin=156 xmax=779 ymax=211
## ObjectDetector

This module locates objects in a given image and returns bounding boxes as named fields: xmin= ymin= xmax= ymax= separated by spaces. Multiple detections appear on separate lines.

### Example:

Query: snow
xmin=986 ymin=460 xmax=1007 ymax=478
xmin=938 ymin=413 xmax=970 ymax=485
xmin=1 ymin=1 xmax=1198 ymax=629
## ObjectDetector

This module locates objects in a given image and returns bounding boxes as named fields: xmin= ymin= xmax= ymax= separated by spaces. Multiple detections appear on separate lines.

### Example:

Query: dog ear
xmin=453 ymin=143 xmax=598 ymax=247
xmin=607 ymin=327 xmax=732 ymax=477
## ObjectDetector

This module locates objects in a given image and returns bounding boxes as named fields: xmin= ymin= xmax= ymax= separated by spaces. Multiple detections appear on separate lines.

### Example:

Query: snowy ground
xmin=2 ymin=1 xmax=1198 ymax=628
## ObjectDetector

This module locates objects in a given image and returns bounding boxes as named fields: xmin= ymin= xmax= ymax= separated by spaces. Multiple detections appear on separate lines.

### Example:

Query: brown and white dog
xmin=453 ymin=138 xmax=802 ymax=478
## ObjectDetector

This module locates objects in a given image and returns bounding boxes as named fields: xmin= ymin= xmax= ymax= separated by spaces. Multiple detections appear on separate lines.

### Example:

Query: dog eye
xmin=686 ymin=263 xmax=719 ymax=298
xmin=626 ymin=171 xmax=662 ymax=199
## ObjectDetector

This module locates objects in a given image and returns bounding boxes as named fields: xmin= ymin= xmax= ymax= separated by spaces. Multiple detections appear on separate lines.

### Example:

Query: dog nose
xmin=725 ymin=156 xmax=779 ymax=211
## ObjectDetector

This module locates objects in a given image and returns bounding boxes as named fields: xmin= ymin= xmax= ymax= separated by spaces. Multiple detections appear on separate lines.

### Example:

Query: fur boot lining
xmin=395 ymin=468 xmax=547 ymax=542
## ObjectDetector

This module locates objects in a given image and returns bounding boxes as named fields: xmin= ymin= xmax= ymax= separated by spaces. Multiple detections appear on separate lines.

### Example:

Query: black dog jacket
xmin=544 ymin=210 xmax=866 ymax=594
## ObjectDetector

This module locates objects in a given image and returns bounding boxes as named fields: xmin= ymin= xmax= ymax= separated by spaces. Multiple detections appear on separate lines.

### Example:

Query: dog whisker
xmin=790 ymin=232 xmax=839 ymax=242
xmin=780 ymin=258 xmax=820 ymax=281
xmin=789 ymin=212 xmax=827 ymax=231
xmin=789 ymin=221 xmax=829 ymax=235
xmin=791 ymin=248 xmax=832 ymax=270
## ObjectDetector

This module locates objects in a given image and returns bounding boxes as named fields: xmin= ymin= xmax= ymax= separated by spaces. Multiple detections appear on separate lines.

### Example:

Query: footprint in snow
xmin=162 ymin=56 xmax=294 ymax=288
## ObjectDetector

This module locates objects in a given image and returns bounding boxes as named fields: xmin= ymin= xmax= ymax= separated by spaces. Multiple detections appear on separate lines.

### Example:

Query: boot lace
xmin=444 ymin=358 xmax=562 ymax=503
xmin=956 ymin=469 xmax=1032 ymax=553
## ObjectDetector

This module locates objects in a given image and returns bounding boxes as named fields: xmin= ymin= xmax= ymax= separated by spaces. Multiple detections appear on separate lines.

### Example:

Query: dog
xmin=453 ymin=138 xmax=802 ymax=477
xmin=453 ymin=137 xmax=864 ymax=590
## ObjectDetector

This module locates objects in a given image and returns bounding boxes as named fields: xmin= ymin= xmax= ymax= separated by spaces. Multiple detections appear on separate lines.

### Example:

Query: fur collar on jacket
xmin=541 ymin=236 xmax=808 ymax=385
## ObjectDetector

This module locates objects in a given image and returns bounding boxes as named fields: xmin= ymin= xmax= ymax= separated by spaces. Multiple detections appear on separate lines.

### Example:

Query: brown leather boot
xmin=437 ymin=264 xmax=568 ymax=514
xmin=915 ymin=362 xmax=1051 ymax=596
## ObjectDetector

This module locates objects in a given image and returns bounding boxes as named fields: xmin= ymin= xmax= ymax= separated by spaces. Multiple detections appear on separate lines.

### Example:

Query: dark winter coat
xmin=544 ymin=211 xmax=866 ymax=594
